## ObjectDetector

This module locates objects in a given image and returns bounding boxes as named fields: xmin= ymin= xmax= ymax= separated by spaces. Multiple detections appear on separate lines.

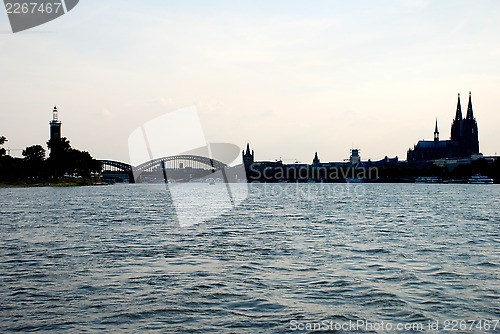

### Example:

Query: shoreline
xmin=0 ymin=180 xmax=105 ymax=189
xmin=0 ymin=183 xmax=24 ymax=188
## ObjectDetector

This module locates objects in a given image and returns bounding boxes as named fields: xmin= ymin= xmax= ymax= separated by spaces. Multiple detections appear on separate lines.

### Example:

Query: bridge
xmin=99 ymin=160 xmax=133 ymax=183
xmin=98 ymin=155 xmax=229 ymax=183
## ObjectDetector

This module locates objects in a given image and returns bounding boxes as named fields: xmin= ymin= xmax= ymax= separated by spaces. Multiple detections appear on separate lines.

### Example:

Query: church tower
xmin=462 ymin=91 xmax=479 ymax=156
xmin=450 ymin=93 xmax=462 ymax=143
xmin=434 ymin=119 xmax=439 ymax=143
xmin=242 ymin=142 xmax=254 ymax=167
xmin=450 ymin=92 xmax=479 ymax=157
xmin=466 ymin=91 xmax=474 ymax=120
xmin=312 ymin=152 xmax=320 ymax=166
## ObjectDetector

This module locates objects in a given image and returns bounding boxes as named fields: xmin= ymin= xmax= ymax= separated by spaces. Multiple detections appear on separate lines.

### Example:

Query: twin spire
xmin=455 ymin=92 xmax=474 ymax=120
xmin=455 ymin=94 xmax=462 ymax=120
xmin=466 ymin=91 xmax=474 ymax=120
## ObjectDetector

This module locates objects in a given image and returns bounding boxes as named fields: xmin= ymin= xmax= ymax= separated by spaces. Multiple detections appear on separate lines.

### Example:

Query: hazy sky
xmin=1 ymin=0 xmax=500 ymax=164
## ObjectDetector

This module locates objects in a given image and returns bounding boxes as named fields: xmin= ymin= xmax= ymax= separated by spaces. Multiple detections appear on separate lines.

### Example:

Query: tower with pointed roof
xmin=242 ymin=142 xmax=254 ymax=167
xmin=466 ymin=91 xmax=474 ymax=119
xmin=450 ymin=92 xmax=479 ymax=157
xmin=434 ymin=119 xmax=439 ymax=143
xmin=312 ymin=152 xmax=320 ymax=166
xmin=462 ymin=91 xmax=479 ymax=156
xmin=450 ymin=93 xmax=462 ymax=144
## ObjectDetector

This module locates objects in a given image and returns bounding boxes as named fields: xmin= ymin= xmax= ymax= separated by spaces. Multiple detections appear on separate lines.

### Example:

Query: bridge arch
xmin=99 ymin=160 xmax=132 ymax=172
xmin=99 ymin=156 xmax=229 ymax=183
xmin=133 ymin=155 xmax=228 ymax=173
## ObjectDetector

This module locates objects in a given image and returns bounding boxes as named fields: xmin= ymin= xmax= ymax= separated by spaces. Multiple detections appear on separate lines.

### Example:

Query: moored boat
xmin=415 ymin=177 xmax=439 ymax=183
xmin=345 ymin=177 xmax=365 ymax=183
xmin=468 ymin=175 xmax=493 ymax=184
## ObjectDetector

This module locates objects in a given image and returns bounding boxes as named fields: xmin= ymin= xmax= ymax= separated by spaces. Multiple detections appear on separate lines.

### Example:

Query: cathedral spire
xmin=466 ymin=91 xmax=474 ymax=119
xmin=455 ymin=93 xmax=462 ymax=120
xmin=312 ymin=152 xmax=320 ymax=165
xmin=434 ymin=118 xmax=439 ymax=143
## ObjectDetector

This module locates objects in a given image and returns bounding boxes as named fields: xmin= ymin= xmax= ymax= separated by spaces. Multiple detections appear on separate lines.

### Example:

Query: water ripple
xmin=0 ymin=184 xmax=499 ymax=333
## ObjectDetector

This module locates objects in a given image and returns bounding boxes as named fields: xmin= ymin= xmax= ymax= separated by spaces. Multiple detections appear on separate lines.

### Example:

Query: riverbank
xmin=0 ymin=179 xmax=104 ymax=188
xmin=0 ymin=183 xmax=23 ymax=188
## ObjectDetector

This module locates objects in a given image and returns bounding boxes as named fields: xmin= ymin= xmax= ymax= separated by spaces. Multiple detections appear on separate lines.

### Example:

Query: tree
xmin=21 ymin=145 xmax=46 ymax=178
xmin=0 ymin=136 xmax=7 ymax=156
xmin=65 ymin=149 xmax=100 ymax=178
xmin=46 ymin=137 xmax=72 ymax=177
xmin=47 ymin=137 xmax=71 ymax=158
xmin=22 ymin=145 xmax=46 ymax=162
xmin=46 ymin=138 xmax=100 ymax=178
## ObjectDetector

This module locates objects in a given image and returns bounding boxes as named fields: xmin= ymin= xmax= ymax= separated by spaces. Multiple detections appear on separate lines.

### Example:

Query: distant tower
xmin=349 ymin=149 xmax=361 ymax=165
xmin=312 ymin=152 xmax=320 ymax=166
xmin=451 ymin=93 xmax=462 ymax=144
xmin=463 ymin=91 xmax=479 ymax=156
xmin=242 ymin=142 xmax=254 ymax=167
xmin=455 ymin=93 xmax=462 ymax=120
xmin=466 ymin=91 xmax=474 ymax=120
xmin=434 ymin=119 xmax=439 ymax=143
xmin=50 ymin=106 xmax=61 ymax=142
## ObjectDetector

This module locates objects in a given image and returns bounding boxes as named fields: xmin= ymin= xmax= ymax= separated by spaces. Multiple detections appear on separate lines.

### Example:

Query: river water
xmin=1 ymin=184 xmax=499 ymax=333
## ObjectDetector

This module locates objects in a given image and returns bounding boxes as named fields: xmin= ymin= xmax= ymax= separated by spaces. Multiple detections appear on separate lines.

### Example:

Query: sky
xmin=1 ymin=0 xmax=500 ymax=164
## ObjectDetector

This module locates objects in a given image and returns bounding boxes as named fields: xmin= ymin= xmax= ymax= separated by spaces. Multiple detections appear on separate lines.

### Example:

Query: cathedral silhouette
xmin=407 ymin=92 xmax=480 ymax=162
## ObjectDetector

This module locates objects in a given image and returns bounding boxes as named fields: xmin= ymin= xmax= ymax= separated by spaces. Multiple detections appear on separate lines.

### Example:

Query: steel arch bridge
xmin=100 ymin=160 xmax=133 ymax=172
xmin=99 ymin=154 xmax=228 ymax=175
xmin=133 ymin=155 xmax=228 ymax=173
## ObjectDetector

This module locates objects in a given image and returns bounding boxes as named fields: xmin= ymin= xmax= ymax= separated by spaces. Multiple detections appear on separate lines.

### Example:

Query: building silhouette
xmin=49 ymin=106 xmax=61 ymax=143
xmin=242 ymin=143 xmax=254 ymax=166
xmin=48 ymin=106 xmax=62 ymax=156
xmin=407 ymin=92 xmax=480 ymax=162
xmin=242 ymin=142 xmax=394 ymax=182
xmin=450 ymin=92 xmax=479 ymax=157
xmin=312 ymin=152 xmax=320 ymax=166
